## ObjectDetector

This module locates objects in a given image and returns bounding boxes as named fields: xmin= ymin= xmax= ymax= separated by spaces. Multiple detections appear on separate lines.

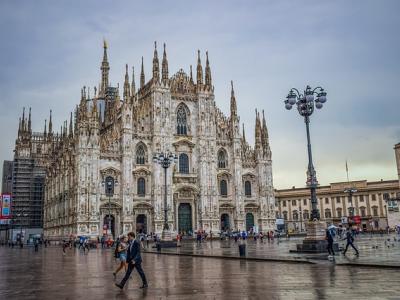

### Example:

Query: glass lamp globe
xmin=315 ymin=102 xmax=323 ymax=109
xmin=285 ymin=103 xmax=293 ymax=110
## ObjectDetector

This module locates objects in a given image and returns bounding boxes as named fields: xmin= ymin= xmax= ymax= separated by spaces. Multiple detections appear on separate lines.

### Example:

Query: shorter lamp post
xmin=16 ymin=210 xmax=28 ymax=247
xmin=344 ymin=188 xmax=357 ymax=225
xmin=101 ymin=177 xmax=118 ymax=239
xmin=153 ymin=152 xmax=177 ymax=240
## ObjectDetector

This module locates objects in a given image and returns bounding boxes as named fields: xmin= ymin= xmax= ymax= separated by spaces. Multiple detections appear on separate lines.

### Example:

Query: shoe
xmin=113 ymin=272 xmax=116 ymax=279
xmin=115 ymin=283 xmax=123 ymax=289
xmin=356 ymin=252 xmax=360 ymax=256
xmin=140 ymin=283 xmax=148 ymax=289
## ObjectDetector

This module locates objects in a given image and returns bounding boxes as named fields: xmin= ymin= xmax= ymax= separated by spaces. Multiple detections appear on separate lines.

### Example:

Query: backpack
xmin=114 ymin=241 xmax=120 ymax=258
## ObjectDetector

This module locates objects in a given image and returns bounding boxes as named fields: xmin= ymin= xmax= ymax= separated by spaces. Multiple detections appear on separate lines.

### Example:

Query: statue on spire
xmin=196 ymin=50 xmax=203 ymax=85
xmin=100 ymin=40 xmax=110 ymax=96
xmin=152 ymin=41 xmax=160 ymax=82
xmin=123 ymin=64 xmax=130 ymax=101
xmin=162 ymin=43 xmax=169 ymax=82
xmin=140 ymin=56 xmax=145 ymax=89
xmin=131 ymin=66 xmax=136 ymax=95
xmin=230 ymin=81 xmax=237 ymax=117
xmin=205 ymin=51 xmax=212 ymax=86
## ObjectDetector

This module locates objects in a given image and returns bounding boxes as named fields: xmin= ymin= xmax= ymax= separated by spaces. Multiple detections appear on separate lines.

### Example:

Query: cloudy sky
xmin=0 ymin=0 xmax=399 ymax=189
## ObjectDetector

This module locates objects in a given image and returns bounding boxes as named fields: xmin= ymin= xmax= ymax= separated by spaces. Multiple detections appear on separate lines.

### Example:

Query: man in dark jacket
xmin=115 ymin=232 xmax=148 ymax=289
xmin=342 ymin=229 xmax=359 ymax=256
xmin=326 ymin=229 xmax=335 ymax=256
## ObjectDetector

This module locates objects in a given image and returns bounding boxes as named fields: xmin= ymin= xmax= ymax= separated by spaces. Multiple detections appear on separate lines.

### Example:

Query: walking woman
xmin=113 ymin=235 xmax=128 ymax=278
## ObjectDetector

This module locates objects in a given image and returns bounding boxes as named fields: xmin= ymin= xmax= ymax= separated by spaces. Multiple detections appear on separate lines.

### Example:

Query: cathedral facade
xmin=36 ymin=42 xmax=275 ymax=239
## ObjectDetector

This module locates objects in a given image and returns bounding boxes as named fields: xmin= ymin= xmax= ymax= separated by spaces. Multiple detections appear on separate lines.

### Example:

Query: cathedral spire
xmin=189 ymin=65 xmax=193 ymax=83
xmin=21 ymin=107 xmax=25 ymax=132
xmin=262 ymin=110 xmax=270 ymax=156
xmin=44 ymin=119 xmax=47 ymax=138
xmin=123 ymin=64 xmax=130 ymax=101
xmin=140 ymin=56 xmax=145 ymax=89
xmin=152 ymin=41 xmax=160 ymax=82
xmin=230 ymin=81 xmax=237 ymax=117
xmin=100 ymin=40 xmax=110 ymax=96
xmin=196 ymin=50 xmax=203 ymax=85
xmin=205 ymin=51 xmax=212 ymax=86
xmin=28 ymin=107 xmax=32 ymax=133
xmin=18 ymin=117 xmax=21 ymax=136
xmin=131 ymin=66 xmax=136 ymax=95
xmin=69 ymin=112 xmax=73 ymax=138
xmin=48 ymin=110 xmax=53 ymax=135
xmin=242 ymin=123 xmax=246 ymax=143
xmin=162 ymin=43 xmax=169 ymax=82
xmin=255 ymin=109 xmax=262 ymax=151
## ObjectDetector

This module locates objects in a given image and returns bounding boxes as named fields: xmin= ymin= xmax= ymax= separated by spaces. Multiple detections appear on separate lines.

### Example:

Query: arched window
xmin=336 ymin=208 xmax=342 ymax=218
xmin=293 ymin=210 xmax=299 ymax=221
xmin=303 ymin=210 xmax=309 ymax=220
xmin=176 ymin=105 xmax=188 ymax=135
xmin=325 ymin=209 xmax=332 ymax=219
xmin=218 ymin=149 xmax=227 ymax=168
xmin=244 ymin=181 xmax=251 ymax=197
xmin=360 ymin=206 xmax=366 ymax=217
xmin=220 ymin=180 xmax=227 ymax=196
xmin=372 ymin=206 xmax=378 ymax=217
xmin=283 ymin=211 xmax=288 ymax=220
xmin=179 ymin=153 xmax=189 ymax=174
xmin=136 ymin=144 xmax=146 ymax=165
xmin=137 ymin=178 xmax=145 ymax=196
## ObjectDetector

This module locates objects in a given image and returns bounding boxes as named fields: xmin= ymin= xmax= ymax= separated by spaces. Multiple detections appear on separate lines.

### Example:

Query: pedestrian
xmin=196 ymin=231 xmax=202 ymax=244
xmin=326 ymin=229 xmax=335 ymax=258
xmin=115 ymin=232 xmax=148 ymax=290
xmin=113 ymin=235 xmax=128 ymax=278
xmin=62 ymin=240 xmax=68 ymax=255
xmin=342 ymin=229 xmax=359 ymax=256
xmin=34 ymin=239 xmax=39 ymax=252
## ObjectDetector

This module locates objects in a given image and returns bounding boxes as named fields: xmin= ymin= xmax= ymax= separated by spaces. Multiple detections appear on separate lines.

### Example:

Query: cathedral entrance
xmin=178 ymin=203 xmax=192 ymax=235
xmin=220 ymin=214 xmax=230 ymax=231
xmin=246 ymin=213 xmax=254 ymax=232
xmin=103 ymin=215 xmax=115 ymax=237
xmin=136 ymin=214 xmax=147 ymax=234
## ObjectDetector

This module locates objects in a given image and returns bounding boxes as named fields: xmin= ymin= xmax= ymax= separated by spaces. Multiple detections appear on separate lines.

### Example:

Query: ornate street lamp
xmin=153 ymin=151 xmax=178 ymax=242
xmin=284 ymin=85 xmax=330 ymax=252
xmin=284 ymin=85 xmax=327 ymax=220
xmin=344 ymin=187 xmax=357 ymax=220
xmin=101 ymin=177 xmax=119 ymax=239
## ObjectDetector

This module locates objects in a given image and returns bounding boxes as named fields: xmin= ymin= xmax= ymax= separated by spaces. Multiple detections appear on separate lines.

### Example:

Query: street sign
xmin=276 ymin=218 xmax=284 ymax=225
xmin=341 ymin=217 xmax=348 ymax=224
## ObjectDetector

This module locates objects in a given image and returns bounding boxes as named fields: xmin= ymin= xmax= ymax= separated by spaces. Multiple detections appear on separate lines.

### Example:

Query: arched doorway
xmin=136 ymin=214 xmax=147 ymax=234
xmin=220 ymin=214 xmax=230 ymax=231
xmin=103 ymin=215 xmax=115 ymax=237
xmin=178 ymin=203 xmax=192 ymax=235
xmin=245 ymin=213 xmax=254 ymax=232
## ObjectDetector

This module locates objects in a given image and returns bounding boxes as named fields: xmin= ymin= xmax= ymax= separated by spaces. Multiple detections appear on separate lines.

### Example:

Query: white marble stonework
xmin=42 ymin=42 xmax=276 ymax=239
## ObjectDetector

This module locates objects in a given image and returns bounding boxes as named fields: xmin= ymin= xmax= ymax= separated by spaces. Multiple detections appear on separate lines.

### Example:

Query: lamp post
xmin=383 ymin=192 xmax=400 ymax=231
xmin=153 ymin=152 xmax=178 ymax=241
xmin=284 ymin=85 xmax=329 ymax=252
xmin=16 ymin=210 xmax=28 ymax=247
xmin=284 ymin=85 xmax=327 ymax=220
xmin=299 ymin=202 xmax=303 ymax=232
xmin=101 ymin=177 xmax=118 ymax=239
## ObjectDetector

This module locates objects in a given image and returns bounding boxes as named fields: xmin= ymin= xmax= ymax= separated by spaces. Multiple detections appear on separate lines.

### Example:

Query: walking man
xmin=115 ymin=232 xmax=148 ymax=290
xmin=342 ymin=229 xmax=359 ymax=256
xmin=326 ymin=229 xmax=335 ymax=258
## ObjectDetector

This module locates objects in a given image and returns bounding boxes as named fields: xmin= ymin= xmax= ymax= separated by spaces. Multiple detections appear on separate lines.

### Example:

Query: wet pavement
xmin=147 ymin=234 xmax=400 ymax=268
xmin=0 ymin=245 xmax=400 ymax=299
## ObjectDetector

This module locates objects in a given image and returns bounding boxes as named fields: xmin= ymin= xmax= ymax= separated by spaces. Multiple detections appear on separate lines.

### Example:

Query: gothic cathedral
xmin=27 ymin=41 xmax=276 ymax=239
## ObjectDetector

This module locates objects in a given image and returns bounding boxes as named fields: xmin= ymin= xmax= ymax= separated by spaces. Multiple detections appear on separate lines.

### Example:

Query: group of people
xmin=326 ymin=227 xmax=359 ymax=259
